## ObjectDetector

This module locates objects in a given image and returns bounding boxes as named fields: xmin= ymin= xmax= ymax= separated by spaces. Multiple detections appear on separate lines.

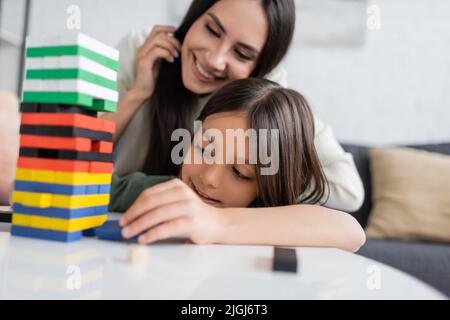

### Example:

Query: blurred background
xmin=0 ymin=0 xmax=449 ymax=145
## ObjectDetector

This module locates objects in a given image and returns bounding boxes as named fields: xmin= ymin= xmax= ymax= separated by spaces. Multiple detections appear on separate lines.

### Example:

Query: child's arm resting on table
xmin=219 ymin=205 xmax=366 ymax=252
xmin=118 ymin=178 xmax=366 ymax=252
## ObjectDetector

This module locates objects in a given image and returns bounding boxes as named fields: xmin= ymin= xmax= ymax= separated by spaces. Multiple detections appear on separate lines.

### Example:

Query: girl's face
xmin=181 ymin=0 xmax=269 ymax=94
xmin=180 ymin=112 xmax=258 ymax=208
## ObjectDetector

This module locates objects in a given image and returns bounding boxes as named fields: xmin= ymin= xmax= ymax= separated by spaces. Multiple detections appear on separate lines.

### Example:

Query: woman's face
xmin=180 ymin=112 xmax=258 ymax=208
xmin=181 ymin=0 xmax=269 ymax=94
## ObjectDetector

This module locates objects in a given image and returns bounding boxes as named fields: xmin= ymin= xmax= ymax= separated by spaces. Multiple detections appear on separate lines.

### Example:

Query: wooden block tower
xmin=11 ymin=33 xmax=119 ymax=242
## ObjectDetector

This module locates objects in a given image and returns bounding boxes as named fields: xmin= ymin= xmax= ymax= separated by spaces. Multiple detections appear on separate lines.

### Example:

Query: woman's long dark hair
xmin=143 ymin=0 xmax=296 ymax=176
xmin=197 ymin=78 xmax=327 ymax=207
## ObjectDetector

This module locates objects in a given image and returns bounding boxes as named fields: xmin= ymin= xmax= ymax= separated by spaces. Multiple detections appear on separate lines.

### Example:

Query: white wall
xmin=0 ymin=0 xmax=26 ymax=92
xmin=1 ymin=0 xmax=449 ymax=145
xmin=287 ymin=0 xmax=450 ymax=145
xmin=27 ymin=0 xmax=173 ymax=48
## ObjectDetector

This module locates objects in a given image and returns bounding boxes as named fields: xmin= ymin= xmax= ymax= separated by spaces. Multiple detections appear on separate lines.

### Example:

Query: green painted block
xmin=26 ymin=69 xmax=117 ymax=90
xmin=23 ymin=91 xmax=92 ymax=106
xmin=92 ymin=99 xmax=117 ymax=112
xmin=26 ymin=46 xmax=119 ymax=71
xmin=22 ymin=92 xmax=117 ymax=112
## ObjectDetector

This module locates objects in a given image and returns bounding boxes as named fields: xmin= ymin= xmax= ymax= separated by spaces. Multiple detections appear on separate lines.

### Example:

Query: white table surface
xmin=0 ymin=216 xmax=446 ymax=300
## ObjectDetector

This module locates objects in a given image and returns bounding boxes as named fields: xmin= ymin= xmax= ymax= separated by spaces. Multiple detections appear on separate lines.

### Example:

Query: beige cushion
xmin=365 ymin=147 xmax=450 ymax=242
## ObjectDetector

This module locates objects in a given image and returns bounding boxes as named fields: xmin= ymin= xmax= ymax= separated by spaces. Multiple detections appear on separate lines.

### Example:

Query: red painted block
xmin=92 ymin=141 xmax=113 ymax=153
xmin=20 ymin=135 xmax=92 ymax=151
xmin=21 ymin=113 xmax=115 ymax=133
xmin=17 ymin=157 xmax=113 ymax=173
xmin=102 ymin=120 xmax=116 ymax=134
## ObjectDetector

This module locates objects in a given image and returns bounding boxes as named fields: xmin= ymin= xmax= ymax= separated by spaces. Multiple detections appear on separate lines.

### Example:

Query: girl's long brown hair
xmin=197 ymin=78 xmax=328 ymax=207
xmin=143 ymin=0 xmax=296 ymax=176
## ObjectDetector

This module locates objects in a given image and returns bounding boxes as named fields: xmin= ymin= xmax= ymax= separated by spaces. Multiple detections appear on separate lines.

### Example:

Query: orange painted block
xmin=102 ymin=120 xmax=115 ymax=134
xmin=20 ymin=135 xmax=92 ymax=151
xmin=89 ymin=161 xmax=113 ymax=173
xmin=17 ymin=157 xmax=113 ymax=173
xmin=21 ymin=113 xmax=115 ymax=133
xmin=92 ymin=141 xmax=113 ymax=153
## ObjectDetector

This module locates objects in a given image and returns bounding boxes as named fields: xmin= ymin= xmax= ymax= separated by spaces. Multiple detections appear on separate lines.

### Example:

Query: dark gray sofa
xmin=342 ymin=143 xmax=450 ymax=298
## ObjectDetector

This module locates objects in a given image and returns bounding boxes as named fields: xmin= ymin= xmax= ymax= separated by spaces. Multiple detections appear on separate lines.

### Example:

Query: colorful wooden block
xmin=26 ymin=69 xmax=117 ymax=90
xmin=19 ymin=148 xmax=113 ymax=163
xmin=91 ymin=141 xmax=113 ymax=153
xmin=25 ymin=56 xmax=117 ymax=82
xmin=20 ymin=113 xmax=115 ymax=133
xmin=95 ymin=220 xmax=139 ymax=243
xmin=23 ymin=79 xmax=118 ymax=102
xmin=11 ymin=225 xmax=82 ymax=242
xmin=22 ymin=92 xmax=116 ymax=112
xmin=26 ymin=46 xmax=119 ymax=72
xmin=12 ymin=213 xmax=31 ymax=226
xmin=13 ymin=203 xmax=108 ymax=219
xmin=14 ymin=180 xmax=111 ymax=195
xmin=20 ymin=136 xmax=114 ymax=155
xmin=20 ymin=125 xmax=113 ymax=142
xmin=12 ymin=191 xmax=110 ymax=209
xmin=12 ymin=213 xmax=107 ymax=232
xmin=15 ymin=168 xmax=112 ymax=185
xmin=25 ymin=56 xmax=117 ymax=81
xmin=20 ymin=134 xmax=93 ymax=152
xmin=20 ymin=102 xmax=97 ymax=117
xmin=17 ymin=157 xmax=114 ymax=173
xmin=25 ymin=33 xmax=119 ymax=59
xmin=273 ymin=247 xmax=298 ymax=273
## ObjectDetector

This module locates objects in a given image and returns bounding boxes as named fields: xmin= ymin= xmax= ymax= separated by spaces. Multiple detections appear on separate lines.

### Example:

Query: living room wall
xmin=0 ymin=0 xmax=448 ymax=145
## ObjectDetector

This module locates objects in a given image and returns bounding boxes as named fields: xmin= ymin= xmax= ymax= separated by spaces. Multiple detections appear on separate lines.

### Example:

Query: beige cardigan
xmin=113 ymin=28 xmax=364 ymax=212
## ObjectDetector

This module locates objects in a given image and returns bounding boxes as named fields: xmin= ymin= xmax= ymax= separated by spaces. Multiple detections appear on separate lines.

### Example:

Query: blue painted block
xmin=95 ymin=220 xmax=139 ymax=242
xmin=13 ymin=204 xmax=109 ymax=219
xmin=14 ymin=180 xmax=111 ymax=195
xmin=82 ymin=228 xmax=98 ymax=237
xmin=98 ymin=184 xmax=111 ymax=194
xmin=11 ymin=225 xmax=82 ymax=242
xmin=95 ymin=205 xmax=109 ymax=215
xmin=85 ymin=184 xmax=98 ymax=194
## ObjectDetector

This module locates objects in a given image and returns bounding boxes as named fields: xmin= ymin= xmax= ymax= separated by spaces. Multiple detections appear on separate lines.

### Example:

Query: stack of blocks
xmin=11 ymin=33 xmax=119 ymax=242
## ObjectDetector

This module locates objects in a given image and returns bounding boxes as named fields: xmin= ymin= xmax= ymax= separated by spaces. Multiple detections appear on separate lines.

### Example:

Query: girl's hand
xmin=130 ymin=25 xmax=181 ymax=101
xmin=119 ymin=179 xmax=225 ymax=245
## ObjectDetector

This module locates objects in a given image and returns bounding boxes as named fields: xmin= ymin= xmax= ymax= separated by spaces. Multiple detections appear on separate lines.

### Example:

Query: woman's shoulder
xmin=264 ymin=65 xmax=288 ymax=87
xmin=116 ymin=27 xmax=153 ymax=94
xmin=117 ymin=27 xmax=152 ymax=53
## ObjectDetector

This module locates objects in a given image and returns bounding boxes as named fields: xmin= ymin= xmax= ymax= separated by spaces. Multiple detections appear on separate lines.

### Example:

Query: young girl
xmin=110 ymin=78 xmax=366 ymax=252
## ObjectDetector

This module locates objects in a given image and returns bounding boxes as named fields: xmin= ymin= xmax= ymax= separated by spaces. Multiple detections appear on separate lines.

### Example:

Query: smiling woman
xmin=180 ymin=3 xmax=269 ymax=94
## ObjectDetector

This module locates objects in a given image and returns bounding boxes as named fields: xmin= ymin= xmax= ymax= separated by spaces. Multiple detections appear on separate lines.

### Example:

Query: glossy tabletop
xmin=0 ymin=218 xmax=445 ymax=300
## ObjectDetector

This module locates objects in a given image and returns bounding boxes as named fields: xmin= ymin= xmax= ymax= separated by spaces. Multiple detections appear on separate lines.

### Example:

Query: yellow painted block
xmin=13 ymin=191 xmax=52 ymax=207
xmin=15 ymin=168 xmax=112 ymax=185
xmin=12 ymin=191 xmax=110 ymax=209
xmin=12 ymin=213 xmax=32 ymax=226
xmin=13 ymin=213 xmax=107 ymax=232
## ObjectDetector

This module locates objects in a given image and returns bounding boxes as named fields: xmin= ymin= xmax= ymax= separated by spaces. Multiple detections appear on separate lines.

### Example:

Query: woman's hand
xmin=130 ymin=25 xmax=182 ymax=101
xmin=119 ymin=179 xmax=225 ymax=245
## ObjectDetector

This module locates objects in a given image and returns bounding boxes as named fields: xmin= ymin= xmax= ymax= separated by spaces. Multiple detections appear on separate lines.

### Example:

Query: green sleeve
xmin=108 ymin=173 xmax=176 ymax=213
